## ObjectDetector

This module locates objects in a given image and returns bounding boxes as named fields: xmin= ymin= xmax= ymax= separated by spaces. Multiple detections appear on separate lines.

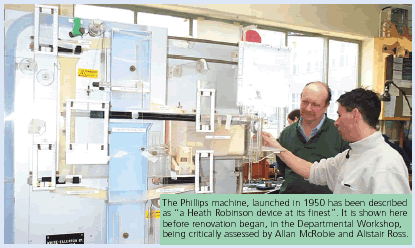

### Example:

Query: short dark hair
xmin=288 ymin=109 xmax=301 ymax=121
xmin=336 ymin=88 xmax=381 ymax=129
xmin=302 ymin=81 xmax=332 ymax=105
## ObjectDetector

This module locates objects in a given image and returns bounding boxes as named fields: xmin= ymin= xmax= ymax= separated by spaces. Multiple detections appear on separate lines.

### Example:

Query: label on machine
xmin=145 ymin=210 xmax=160 ymax=219
xmin=205 ymin=135 xmax=231 ymax=140
xmin=77 ymin=68 xmax=98 ymax=78
xmin=46 ymin=233 xmax=84 ymax=244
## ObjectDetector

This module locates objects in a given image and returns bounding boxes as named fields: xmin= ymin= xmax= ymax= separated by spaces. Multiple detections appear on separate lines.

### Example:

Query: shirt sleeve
xmin=367 ymin=154 xmax=411 ymax=194
xmin=276 ymin=136 xmax=287 ymax=171
xmin=308 ymin=151 xmax=347 ymax=191
xmin=369 ymin=170 xmax=411 ymax=194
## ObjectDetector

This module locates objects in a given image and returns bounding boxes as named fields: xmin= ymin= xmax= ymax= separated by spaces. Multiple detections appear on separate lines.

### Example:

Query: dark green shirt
xmin=278 ymin=115 xmax=349 ymax=194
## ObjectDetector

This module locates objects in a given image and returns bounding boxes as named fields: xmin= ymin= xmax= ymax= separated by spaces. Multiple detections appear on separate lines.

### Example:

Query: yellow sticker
xmin=146 ymin=210 xmax=160 ymax=219
xmin=78 ymin=68 xmax=98 ymax=78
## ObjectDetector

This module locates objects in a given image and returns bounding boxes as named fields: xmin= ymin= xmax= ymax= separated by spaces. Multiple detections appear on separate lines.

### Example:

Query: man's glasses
xmin=301 ymin=100 xmax=324 ymax=110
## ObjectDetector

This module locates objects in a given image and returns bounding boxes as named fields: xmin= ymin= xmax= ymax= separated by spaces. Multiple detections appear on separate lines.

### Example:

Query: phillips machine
xmin=4 ymin=5 xmax=291 ymax=244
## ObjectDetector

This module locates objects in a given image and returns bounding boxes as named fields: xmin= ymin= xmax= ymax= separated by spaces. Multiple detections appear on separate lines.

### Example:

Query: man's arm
xmin=371 ymin=169 xmax=411 ymax=194
xmin=275 ymin=135 xmax=286 ymax=176
xmin=262 ymin=132 xmax=312 ymax=179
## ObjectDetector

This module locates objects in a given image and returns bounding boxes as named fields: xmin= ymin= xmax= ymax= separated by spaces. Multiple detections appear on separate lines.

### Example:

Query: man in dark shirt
xmin=277 ymin=82 xmax=349 ymax=194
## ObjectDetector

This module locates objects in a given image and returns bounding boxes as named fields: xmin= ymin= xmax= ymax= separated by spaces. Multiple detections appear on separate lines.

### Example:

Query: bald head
xmin=299 ymin=82 xmax=331 ymax=124
xmin=301 ymin=82 xmax=331 ymax=105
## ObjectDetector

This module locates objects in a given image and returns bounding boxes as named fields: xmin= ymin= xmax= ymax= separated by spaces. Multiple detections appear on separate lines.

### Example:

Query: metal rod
xmin=213 ymin=156 xmax=246 ymax=160
xmin=323 ymin=37 xmax=329 ymax=84
xmin=189 ymin=18 xmax=193 ymax=37
xmin=168 ymin=35 xmax=238 ymax=47
xmin=168 ymin=54 xmax=238 ymax=65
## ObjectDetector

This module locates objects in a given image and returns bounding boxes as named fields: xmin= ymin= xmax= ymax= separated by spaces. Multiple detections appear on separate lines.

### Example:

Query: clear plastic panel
xmin=108 ymin=123 xmax=151 ymax=204
xmin=108 ymin=203 xmax=146 ymax=244
xmin=111 ymin=29 xmax=151 ymax=111
xmin=168 ymin=116 xmax=255 ymax=159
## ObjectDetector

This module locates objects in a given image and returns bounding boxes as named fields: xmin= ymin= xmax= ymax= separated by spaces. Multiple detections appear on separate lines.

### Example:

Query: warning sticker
xmin=146 ymin=210 xmax=160 ymax=219
xmin=78 ymin=69 xmax=98 ymax=78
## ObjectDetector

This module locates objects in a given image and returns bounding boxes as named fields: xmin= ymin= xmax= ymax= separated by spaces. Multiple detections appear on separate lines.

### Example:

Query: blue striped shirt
xmin=299 ymin=114 xmax=326 ymax=142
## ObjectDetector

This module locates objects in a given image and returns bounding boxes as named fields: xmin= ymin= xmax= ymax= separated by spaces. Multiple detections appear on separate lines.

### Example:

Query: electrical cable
xmin=388 ymin=81 xmax=412 ymax=143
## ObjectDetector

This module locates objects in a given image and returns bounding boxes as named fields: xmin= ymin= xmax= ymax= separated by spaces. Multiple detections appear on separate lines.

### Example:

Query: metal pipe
xmin=213 ymin=156 xmax=246 ymax=160
xmin=168 ymin=54 xmax=238 ymax=65
xmin=235 ymin=160 xmax=244 ymax=194
xmin=169 ymin=35 xmax=238 ymax=47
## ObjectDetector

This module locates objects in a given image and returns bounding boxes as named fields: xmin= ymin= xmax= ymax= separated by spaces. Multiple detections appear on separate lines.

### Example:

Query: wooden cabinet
xmin=373 ymin=37 xmax=412 ymax=121
xmin=373 ymin=37 xmax=412 ymax=148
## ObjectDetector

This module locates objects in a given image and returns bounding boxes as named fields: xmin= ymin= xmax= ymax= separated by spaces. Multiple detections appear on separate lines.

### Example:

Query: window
xmin=315 ymin=61 xmax=320 ymax=71
xmin=291 ymin=93 xmax=301 ymax=111
xmin=75 ymin=5 xmax=194 ymax=37
xmin=340 ymin=56 xmax=345 ymax=67
xmin=341 ymin=43 xmax=346 ymax=52
xmin=287 ymin=36 xmax=325 ymax=115
xmin=331 ymin=58 xmax=336 ymax=68
xmin=253 ymin=29 xmax=285 ymax=47
xmin=75 ymin=4 xmax=134 ymax=24
xmin=327 ymin=40 xmax=359 ymax=120
xmin=293 ymin=64 xmax=299 ymax=75
xmin=73 ymin=5 xmax=361 ymax=137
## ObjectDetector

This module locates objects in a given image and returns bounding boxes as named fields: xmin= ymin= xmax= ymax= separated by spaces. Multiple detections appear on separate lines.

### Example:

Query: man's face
xmin=334 ymin=104 xmax=355 ymax=142
xmin=300 ymin=86 xmax=329 ymax=123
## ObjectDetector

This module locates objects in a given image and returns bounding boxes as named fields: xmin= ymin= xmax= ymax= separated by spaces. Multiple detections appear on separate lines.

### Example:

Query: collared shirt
xmin=309 ymin=132 xmax=410 ymax=194
xmin=298 ymin=114 xmax=326 ymax=142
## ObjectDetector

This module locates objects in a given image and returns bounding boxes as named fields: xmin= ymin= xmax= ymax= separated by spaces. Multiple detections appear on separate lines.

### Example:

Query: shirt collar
xmin=298 ymin=114 xmax=326 ymax=141
xmin=299 ymin=114 xmax=326 ymax=131
xmin=349 ymin=131 xmax=383 ymax=152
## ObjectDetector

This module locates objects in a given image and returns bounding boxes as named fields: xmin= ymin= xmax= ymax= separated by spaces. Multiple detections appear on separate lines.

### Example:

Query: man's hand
xmin=261 ymin=132 xmax=312 ymax=179
xmin=261 ymin=132 xmax=284 ymax=150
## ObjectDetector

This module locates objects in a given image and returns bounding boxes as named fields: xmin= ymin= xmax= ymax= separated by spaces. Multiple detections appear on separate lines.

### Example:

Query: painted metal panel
xmin=28 ymin=191 xmax=106 ymax=244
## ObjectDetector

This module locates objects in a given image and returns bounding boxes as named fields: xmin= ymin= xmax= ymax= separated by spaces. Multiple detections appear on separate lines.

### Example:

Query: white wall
xmin=361 ymin=38 xmax=375 ymax=90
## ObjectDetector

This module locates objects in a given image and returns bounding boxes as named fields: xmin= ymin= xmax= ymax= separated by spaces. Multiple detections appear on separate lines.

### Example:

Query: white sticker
xmin=157 ymin=106 xmax=171 ymax=109
xmin=112 ymin=128 xmax=146 ymax=133
xmin=77 ymin=40 xmax=91 ymax=45
xmin=66 ymin=190 xmax=98 ymax=195
xmin=205 ymin=136 xmax=231 ymax=140
xmin=156 ymin=188 xmax=185 ymax=193
xmin=111 ymin=86 xmax=139 ymax=92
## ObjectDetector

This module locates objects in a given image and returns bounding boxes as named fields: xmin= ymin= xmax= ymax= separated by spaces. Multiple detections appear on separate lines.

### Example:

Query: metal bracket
xmin=195 ymin=150 xmax=214 ymax=194
xmin=34 ymin=5 xmax=58 ymax=55
xmin=32 ymin=144 xmax=56 ymax=191
xmin=65 ymin=99 xmax=109 ymax=164
xmin=196 ymin=89 xmax=215 ymax=132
